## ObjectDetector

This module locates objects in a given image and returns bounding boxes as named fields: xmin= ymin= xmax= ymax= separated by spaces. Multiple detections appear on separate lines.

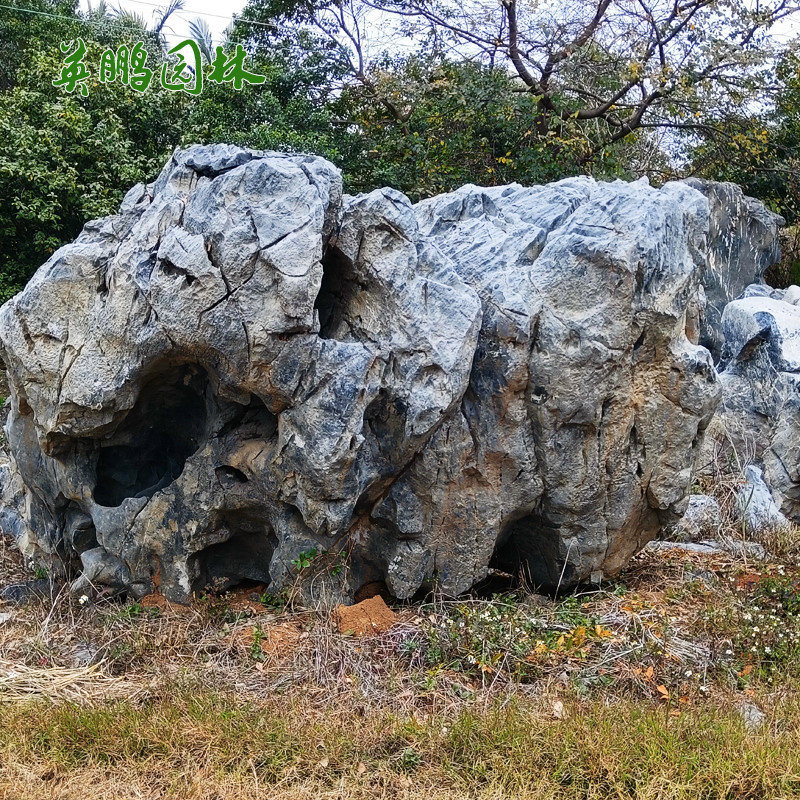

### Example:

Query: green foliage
xmin=691 ymin=51 xmax=800 ymax=225
xmin=250 ymin=625 xmax=265 ymax=659
xmin=259 ymin=590 xmax=288 ymax=609
xmin=337 ymin=59 xmax=600 ymax=200
xmin=0 ymin=4 xmax=186 ymax=302
xmin=417 ymin=594 xmax=612 ymax=681
xmin=291 ymin=548 xmax=319 ymax=571
xmin=734 ymin=572 xmax=800 ymax=678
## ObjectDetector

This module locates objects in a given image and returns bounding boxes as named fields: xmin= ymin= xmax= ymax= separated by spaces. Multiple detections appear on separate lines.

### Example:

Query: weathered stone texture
xmin=0 ymin=147 xmax=727 ymax=601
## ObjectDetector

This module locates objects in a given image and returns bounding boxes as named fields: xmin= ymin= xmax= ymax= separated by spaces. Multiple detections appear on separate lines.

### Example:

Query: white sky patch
xmin=78 ymin=0 xmax=248 ymax=48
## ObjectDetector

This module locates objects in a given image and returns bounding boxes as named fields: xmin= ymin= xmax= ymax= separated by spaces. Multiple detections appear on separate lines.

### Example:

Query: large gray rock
xmin=0 ymin=146 xmax=721 ymax=602
xmin=736 ymin=465 xmax=789 ymax=534
xmin=683 ymin=179 xmax=783 ymax=361
xmin=711 ymin=290 xmax=800 ymax=521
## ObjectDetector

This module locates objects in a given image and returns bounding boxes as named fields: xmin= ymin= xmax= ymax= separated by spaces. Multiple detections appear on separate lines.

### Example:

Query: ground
xmin=1 ymin=522 xmax=800 ymax=798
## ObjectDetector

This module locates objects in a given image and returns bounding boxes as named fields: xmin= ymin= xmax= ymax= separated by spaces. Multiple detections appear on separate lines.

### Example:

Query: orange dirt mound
xmin=333 ymin=595 xmax=397 ymax=636
xmin=229 ymin=622 xmax=302 ymax=661
xmin=139 ymin=593 xmax=191 ymax=615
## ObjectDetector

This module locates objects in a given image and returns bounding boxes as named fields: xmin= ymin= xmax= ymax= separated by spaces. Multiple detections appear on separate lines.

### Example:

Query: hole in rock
xmin=215 ymin=465 xmax=248 ymax=488
xmin=159 ymin=257 xmax=197 ymax=287
xmin=189 ymin=511 xmax=277 ymax=593
xmin=363 ymin=389 xmax=407 ymax=447
xmin=93 ymin=365 xmax=209 ymax=507
xmin=353 ymin=580 xmax=391 ymax=603
xmin=490 ymin=512 xmax=576 ymax=593
xmin=315 ymin=245 xmax=364 ymax=340
xmin=218 ymin=394 xmax=278 ymax=441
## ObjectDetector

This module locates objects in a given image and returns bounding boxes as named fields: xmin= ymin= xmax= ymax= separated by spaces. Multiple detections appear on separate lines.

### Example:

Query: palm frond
xmin=188 ymin=16 xmax=215 ymax=63
xmin=110 ymin=5 xmax=149 ymax=31
xmin=86 ymin=0 xmax=109 ymax=20
xmin=154 ymin=0 xmax=186 ymax=36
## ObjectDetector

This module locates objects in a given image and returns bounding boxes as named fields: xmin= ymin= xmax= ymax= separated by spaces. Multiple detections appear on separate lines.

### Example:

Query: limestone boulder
xmin=683 ymin=179 xmax=783 ymax=361
xmin=712 ymin=289 xmax=800 ymax=521
xmin=0 ymin=147 xmax=721 ymax=601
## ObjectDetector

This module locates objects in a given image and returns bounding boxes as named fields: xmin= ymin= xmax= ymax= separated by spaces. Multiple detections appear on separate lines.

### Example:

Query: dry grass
xmin=2 ymin=684 xmax=800 ymax=799
xmin=0 ymin=659 xmax=143 ymax=704
xmin=3 ymin=472 xmax=800 ymax=798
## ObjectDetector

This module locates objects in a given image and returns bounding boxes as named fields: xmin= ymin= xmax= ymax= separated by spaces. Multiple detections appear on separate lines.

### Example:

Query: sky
xmin=78 ymin=0 xmax=800 ymax=54
xmin=78 ymin=0 xmax=248 ymax=48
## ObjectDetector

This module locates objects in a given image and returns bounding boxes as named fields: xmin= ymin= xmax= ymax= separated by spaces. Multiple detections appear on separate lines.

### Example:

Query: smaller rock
xmin=64 ymin=507 xmax=97 ymax=555
xmin=333 ymin=596 xmax=397 ymax=636
xmin=647 ymin=540 xmax=723 ymax=556
xmin=71 ymin=643 xmax=99 ymax=667
xmin=70 ymin=548 xmax=131 ymax=596
xmin=683 ymin=568 xmax=718 ymax=588
xmin=669 ymin=495 xmax=722 ymax=542
xmin=738 ymin=283 xmax=782 ymax=301
xmin=0 ymin=579 xmax=52 ymax=604
xmin=738 ymin=701 xmax=767 ymax=732
xmin=736 ymin=465 xmax=790 ymax=534
xmin=721 ymin=539 xmax=768 ymax=561
xmin=784 ymin=284 xmax=800 ymax=305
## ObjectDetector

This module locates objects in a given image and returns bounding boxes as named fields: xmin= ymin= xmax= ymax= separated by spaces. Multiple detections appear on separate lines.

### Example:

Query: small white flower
xmin=78 ymin=594 xmax=89 ymax=605
xmin=684 ymin=670 xmax=693 ymax=677
xmin=725 ymin=649 xmax=733 ymax=655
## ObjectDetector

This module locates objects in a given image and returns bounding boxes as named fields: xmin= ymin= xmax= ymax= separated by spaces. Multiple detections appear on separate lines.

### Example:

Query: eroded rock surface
xmin=684 ymin=179 xmax=783 ymax=361
xmin=711 ymin=287 xmax=800 ymax=521
xmin=0 ymin=146 xmax=723 ymax=601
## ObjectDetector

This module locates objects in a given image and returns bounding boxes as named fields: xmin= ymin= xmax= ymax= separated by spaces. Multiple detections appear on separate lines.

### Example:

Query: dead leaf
xmin=357 ymin=762 xmax=367 ymax=774
xmin=656 ymin=684 xmax=670 ymax=700
xmin=595 ymin=624 xmax=614 ymax=639
xmin=552 ymin=700 xmax=565 ymax=719
xmin=319 ymin=757 xmax=329 ymax=769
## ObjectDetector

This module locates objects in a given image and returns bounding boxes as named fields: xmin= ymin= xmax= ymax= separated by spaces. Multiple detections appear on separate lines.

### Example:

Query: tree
xmin=336 ymin=57 xmax=639 ymax=199
xmin=183 ymin=29 xmax=346 ymax=159
xmin=689 ymin=46 xmax=800 ymax=227
xmin=0 ymin=1 xmax=187 ymax=303
xmin=236 ymin=0 xmax=799 ymax=174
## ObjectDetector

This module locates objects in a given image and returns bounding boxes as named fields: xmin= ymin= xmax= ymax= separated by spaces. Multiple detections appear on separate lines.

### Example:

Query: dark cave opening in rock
xmin=315 ymin=245 xmax=363 ymax=340
xmin=92 ymin=365 xmax=209 ymax=507
xmin=188 ymin=511 xmax=277 ymax=593
xmin=217 ymin=393 xmax=278 ymax=442
xmin=490 ymin=513 xmax=576 ymax=593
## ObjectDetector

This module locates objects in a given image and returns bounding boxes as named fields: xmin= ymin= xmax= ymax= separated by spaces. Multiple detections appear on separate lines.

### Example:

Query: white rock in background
xmin=783 ymin=284 xmax=800 ymax=305
xmin=736 ymin=465 xmax=790 ymax=534
xmin=683 ymin=179 xmax=783 ymax=362
xmin=669 ymin=494 xmax=723 ymax=542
